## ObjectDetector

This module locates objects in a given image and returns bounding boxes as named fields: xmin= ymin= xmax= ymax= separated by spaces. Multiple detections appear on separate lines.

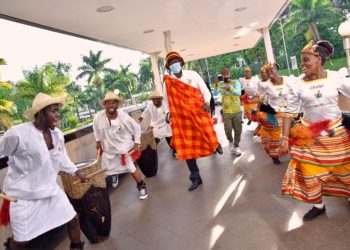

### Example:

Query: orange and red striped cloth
xmin=282 ymin=119 xmax=350 ymax=203
xmin=164 ymin=75 xmax=218 ymax=160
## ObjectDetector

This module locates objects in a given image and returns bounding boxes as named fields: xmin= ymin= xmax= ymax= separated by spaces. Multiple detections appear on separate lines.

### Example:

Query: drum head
xmin=75 ymin=159 xmax=97 ymax=170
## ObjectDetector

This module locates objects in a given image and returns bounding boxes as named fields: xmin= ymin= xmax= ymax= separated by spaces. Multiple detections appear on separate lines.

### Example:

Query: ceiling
xmin=0 ymin=0 xmax=290 ymax=61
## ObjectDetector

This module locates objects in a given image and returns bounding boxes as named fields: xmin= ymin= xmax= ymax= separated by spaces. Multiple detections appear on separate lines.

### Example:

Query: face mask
xmin=224 ymin=77 xmax=231 ymax=83
xmin=170 ymin=62 xmax=182 ymax=74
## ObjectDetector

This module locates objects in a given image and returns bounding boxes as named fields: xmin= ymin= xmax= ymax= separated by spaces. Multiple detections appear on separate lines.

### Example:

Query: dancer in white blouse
xmin=281 ymin=40 xmax=350 ymax=221
xmin=239 ymin=66 xmax=260 ymax=125
xmin=258 ymin=63 xmax=297 ymax=165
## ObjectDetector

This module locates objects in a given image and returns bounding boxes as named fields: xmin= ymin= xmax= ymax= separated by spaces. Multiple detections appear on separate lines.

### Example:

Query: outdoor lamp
xmin=338 ymin=14 xmax=350 ymax=74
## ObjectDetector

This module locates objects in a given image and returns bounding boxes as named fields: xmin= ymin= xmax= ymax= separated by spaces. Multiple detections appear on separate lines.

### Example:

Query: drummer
xmin=139 ymin=91 xmax=176 ymax=157
xmin=0 ymin=93 xmax=86 ymax=250
xmin=93 ymin=92 xmax=149 ymax=200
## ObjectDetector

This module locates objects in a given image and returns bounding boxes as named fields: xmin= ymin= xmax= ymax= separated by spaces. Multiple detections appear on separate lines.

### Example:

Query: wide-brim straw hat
xmin=148 ymin=91 xmax=163 ymax=100
xmin=165 ymin=51 xmax=185 ymax=69
xmin=24 ymin=92 xmax=66 ymax=120
xmin=99 ymin=92 xmax=125 ymax=108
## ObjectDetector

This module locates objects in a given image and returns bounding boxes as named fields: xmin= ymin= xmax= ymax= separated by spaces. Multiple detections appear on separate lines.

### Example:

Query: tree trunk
xmin=309 ymin=22 xmax=321 ymax=42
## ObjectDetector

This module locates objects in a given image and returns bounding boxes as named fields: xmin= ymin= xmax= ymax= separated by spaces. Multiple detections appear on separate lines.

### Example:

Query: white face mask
xmin=169 ymin=62 xmax=182 ymax=74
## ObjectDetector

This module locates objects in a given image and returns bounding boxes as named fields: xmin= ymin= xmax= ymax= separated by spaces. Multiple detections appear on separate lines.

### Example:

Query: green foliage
xmin=77 ymin=50 xmax=114 ymax=98
xmin=137 ymin=92 xmax=150 ymax=103
xmin=13 ymin=62 xmax=70 ymax=121
xmin=0 ymin=57 xmax=14 ymax=128
xmin=66 ymin=114 xmax=79 ymax=128
xmin=138 ymin=57 xmax=154 ymax=92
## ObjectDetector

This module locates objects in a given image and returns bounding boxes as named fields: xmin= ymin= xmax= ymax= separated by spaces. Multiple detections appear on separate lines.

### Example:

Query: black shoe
xmin=3 ymin=238 xmax=11 ymax=250
xmin=303 ymin=206 xmax=326 ymax=221
xmin=70 ymin=241 xmax=85 ymax=250
xmin=247 ymin=120 xmax=252 ymax=125
xmin=216 ymin=143 xmax=223 ymax=155
xmin=272 ymin=157 xmax=281 ymax=165
xmin=188 ymin=179 xmax=203 ymax=191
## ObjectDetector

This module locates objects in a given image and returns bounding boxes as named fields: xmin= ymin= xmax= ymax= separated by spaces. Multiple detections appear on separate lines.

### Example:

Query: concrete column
xmin=163 ymin=30 xmax=172 ymax=53
xmin=150 ymin=52 xmax=162 ymax=93
xmin=262 ymin=27 xmax=275 ymax=63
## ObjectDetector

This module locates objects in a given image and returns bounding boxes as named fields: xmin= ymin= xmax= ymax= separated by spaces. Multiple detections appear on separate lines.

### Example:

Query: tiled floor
xmin=2 ymin=115 xmax=350 ymax=249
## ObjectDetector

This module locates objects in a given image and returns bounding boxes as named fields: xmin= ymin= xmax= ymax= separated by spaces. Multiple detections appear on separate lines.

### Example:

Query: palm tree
xmin=15 ymin=62 xmax=69 ymax=119
xmin=0 ymin=58 xmax=14 ymax=128
xmin=66 ymin=81 xmax=83 ymax=120
xmin=116 ymin=64 xmax=139 ymax=99
xmin=76 ymin=50 xmax=114 ymax=98
xmin=285 ymin=0 xmax=338 ymax=42
xmin=16 ymin=63 xmax=69 ymax=99
xmin=138 ymin=58 xmax=154 ymax=92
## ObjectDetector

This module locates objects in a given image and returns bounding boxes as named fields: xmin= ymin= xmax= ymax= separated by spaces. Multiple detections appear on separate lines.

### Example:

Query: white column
xmin=163 ymin=30 xmax=172 ymax=53
xmin=262 ymin=27 xmax=275 ymax=63
xmin=150 ymin=52 xmax=162 ymax=93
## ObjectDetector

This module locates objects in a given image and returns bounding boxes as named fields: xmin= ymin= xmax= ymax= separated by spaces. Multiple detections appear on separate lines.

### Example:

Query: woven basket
xmin=140 ymin=130 xmax=157 ymax=151
xmin=60 ymin=159 xmax=106 ymax=199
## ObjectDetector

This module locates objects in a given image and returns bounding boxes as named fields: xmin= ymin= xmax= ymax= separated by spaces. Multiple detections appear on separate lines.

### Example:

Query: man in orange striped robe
xmin=163 ymin=51 xmax=220 ymax=191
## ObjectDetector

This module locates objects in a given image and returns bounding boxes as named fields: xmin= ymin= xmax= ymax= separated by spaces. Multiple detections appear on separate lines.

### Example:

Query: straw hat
xmin=148 ymin=91 xmax=163 ymax=100
xmin=99 ymin=92 xmax=125 ymax=108
xmin=24 ymin=93 xmax=66 ymax=120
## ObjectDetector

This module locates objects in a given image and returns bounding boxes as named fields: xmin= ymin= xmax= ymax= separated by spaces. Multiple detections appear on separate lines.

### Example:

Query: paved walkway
xmin=2 ymin=114 xmax=350 ymax=249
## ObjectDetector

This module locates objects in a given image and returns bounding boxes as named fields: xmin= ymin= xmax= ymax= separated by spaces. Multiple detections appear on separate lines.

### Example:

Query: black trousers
xmin=155 ymin=138 xmax=199 ymax=181
xmin=155 ymin=137 xmax=176 ymax=152
xmin=186 ymin=159 xmax=201 ymax=181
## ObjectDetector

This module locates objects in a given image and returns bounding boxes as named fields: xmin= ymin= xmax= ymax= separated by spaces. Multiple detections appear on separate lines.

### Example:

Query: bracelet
xmin=282 ymin=136 xmax=289 ymax=140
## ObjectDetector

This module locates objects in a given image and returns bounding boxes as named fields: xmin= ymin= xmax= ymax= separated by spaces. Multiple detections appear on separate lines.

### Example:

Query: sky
xmin=0 ymin=18 xmax=148 ymax=86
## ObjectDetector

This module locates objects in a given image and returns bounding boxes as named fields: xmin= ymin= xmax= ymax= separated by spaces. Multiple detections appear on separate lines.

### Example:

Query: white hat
xmin=24 ymin=93 xmax=66 ymax=120
xmin=99 ymin=92 xmax=125 ymax=108
xmin=148 ymin=91 xmax=163 ymax=100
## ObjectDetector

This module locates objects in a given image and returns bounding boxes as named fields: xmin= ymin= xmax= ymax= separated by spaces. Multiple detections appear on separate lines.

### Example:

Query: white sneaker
xmin=139 ymin=187 xmax=148 ymax=200
xmin=233 ymin=147 xmax=242 ymax=156
xmin=112 ymin=175 xmax=119 ymax=188
xmin=229 ymin=142 xmax=234 ymax=153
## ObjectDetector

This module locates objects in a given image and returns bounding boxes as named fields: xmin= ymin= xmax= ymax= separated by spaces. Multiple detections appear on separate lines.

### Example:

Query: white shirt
xmin=260 ymin=76 xmax=297 ymax=112
xmin=285 ymin=70 xmax=350 ymax=123
xmin=0 ymin=123 xmax=77 ymax=200
xmin=93 ymin=110 xmax=141 ymax=154
xmin=239 ymin=76 xmax=260 ymax=96
xmin=163 ymin=69 xmax=212 ymax=112
xmin=142 ymin=101 xmax=167 ymax=128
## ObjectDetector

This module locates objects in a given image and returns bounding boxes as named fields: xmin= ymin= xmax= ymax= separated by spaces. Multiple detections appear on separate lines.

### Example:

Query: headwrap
xmin=264 ymin=62 xmax=280 ymax=71
xmin=165 ymin=51 xmax=185 ymax=69
xmin=301 ymin=40 xmax=320 ymax=56
xmin=244 ymin=66 xmax=251 ymax=72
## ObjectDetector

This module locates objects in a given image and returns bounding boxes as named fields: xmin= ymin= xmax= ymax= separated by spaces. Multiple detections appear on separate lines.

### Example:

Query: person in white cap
xmin=139 ymin=91 xmax=176 ymax=157
xmin=93 ymin=92 xmax=148 ymax=199
xmin=0 ymin=93 xmax=86 ymax=250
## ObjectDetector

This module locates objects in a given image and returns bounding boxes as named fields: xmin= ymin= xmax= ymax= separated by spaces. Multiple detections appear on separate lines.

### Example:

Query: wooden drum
xmin=137 ymin=130 xmax=158 ymax=177
xmin=60 ymin=160 xmax=111 ymax=243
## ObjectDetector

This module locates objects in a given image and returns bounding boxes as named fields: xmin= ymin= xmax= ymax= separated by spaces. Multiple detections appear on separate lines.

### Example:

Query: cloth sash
xmin=164 ymin=75 xmax=218 ymax=160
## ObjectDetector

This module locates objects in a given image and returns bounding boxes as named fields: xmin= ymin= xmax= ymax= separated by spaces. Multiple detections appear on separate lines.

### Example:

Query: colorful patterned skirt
xmin=243 ymin=97 xmax=259 ymax=120
xmin=258 ymin=112 xmax=283 ymax=158
xmin=282 ymin=119 xmax=350 ymax=203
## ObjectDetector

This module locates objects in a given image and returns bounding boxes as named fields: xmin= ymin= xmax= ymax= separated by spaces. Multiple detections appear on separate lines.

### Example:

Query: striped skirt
xmin=243 ymin=98 xmax=259 ymax=120
xmin=259 ymin=112 xmax=283 ymax=158
xmin=282 ymin=120 xmax=350 ymax=203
